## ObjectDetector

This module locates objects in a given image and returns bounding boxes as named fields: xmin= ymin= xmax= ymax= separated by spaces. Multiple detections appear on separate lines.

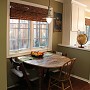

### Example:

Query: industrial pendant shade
xmin=46 ymin=0 xmax=53 ymax=24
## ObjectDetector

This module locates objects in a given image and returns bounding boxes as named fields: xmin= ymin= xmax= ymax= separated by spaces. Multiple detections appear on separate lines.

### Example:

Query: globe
xmin=77 ymin=34 xmax=88 ymax=48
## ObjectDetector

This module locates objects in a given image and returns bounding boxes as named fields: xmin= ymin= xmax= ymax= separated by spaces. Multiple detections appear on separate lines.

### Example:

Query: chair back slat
xmin=10 ymin=57 xmax=21 ymax=70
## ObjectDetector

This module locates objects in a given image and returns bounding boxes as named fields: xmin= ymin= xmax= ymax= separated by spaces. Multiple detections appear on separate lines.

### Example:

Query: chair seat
xmin=52 ymin=69 xmax=60 ymax=73
xmin=11 ymin=68 xmax=23 ymax=77
xmin=11 ymin=68 xmax=29 ymax=77
xmin=30 ymin=77 xmax=39 ymax=82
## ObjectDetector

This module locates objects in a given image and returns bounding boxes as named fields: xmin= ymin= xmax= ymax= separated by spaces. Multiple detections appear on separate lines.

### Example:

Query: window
xmin=10 ymin=19 xmax=49 ymax=51
xmin=9 ymin=19 xmax=52 ymax=57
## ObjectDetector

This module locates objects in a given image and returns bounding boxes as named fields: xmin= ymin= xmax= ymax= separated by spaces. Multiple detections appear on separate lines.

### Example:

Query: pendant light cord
xmin=46 ymin=0 xmax=52 ymax=24
xmin=49 ymin=0 xmax=50 ymax=7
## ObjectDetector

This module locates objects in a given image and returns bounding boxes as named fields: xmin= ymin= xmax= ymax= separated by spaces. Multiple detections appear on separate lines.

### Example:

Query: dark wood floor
xmin=8 ymin=77 xmax=90 ymax=90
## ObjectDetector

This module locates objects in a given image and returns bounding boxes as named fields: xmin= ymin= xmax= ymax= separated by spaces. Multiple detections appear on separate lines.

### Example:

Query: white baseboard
xmin=71 ymin=74 xmax=90 ymax=83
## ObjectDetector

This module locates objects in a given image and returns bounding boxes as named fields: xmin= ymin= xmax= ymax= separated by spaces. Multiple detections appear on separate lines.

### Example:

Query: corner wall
xmin=0 ymin=0 xmax=7 ymax=90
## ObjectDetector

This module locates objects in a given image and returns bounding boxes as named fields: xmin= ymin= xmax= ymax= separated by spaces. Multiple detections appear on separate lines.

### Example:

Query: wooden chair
xmin=48 ymin=58 xmax=76 ymax=90
xmin=10 ymin=57 xmax=39 ymax=90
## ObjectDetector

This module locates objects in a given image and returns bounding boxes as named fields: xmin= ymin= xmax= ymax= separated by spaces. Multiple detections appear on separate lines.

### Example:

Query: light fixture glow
xmin=46 ymin=17 xmax=52 ymax=24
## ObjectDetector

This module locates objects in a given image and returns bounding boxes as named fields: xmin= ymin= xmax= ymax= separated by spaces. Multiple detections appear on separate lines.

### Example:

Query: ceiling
xmin=55 ymin=0 xmax=90 ymax=11
xmin=75 ymin=0 xmax=90 ymax=11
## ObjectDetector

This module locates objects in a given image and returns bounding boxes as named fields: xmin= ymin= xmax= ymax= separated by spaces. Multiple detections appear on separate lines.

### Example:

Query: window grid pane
xmin=10 ymin=19 xmax=30 ymax=51
xmin=33 ymin=21 xmax=49 ymax=48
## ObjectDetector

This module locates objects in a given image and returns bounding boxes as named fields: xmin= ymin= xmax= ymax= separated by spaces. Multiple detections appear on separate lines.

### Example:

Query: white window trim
xmin=7 ymin=0 xmax=53 ymax=58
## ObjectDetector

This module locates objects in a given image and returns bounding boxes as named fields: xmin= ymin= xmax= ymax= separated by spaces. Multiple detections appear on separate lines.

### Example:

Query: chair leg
xmin=48 ymin=78 xmax=51 ymax=90
xmin=69 ymin=78 xmax=73 ymax=90
xmin=61 ymin=82 xmax=65 ymax=90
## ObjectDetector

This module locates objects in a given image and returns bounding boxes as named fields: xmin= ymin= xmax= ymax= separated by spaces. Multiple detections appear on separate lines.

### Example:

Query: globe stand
xmin=78 ymin=44 xmax=84 ymax=48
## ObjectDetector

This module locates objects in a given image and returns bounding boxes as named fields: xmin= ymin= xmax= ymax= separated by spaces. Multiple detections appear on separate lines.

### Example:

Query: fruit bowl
xmin=31 ymin=51 xmax=44 ymax=58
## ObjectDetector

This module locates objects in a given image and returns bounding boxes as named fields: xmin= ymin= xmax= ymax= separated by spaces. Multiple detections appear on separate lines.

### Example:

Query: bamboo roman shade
xmin=10 ymin=2 xmax=48 ymax=21
xmin=85 ymin=18 xmax=90 ymax=26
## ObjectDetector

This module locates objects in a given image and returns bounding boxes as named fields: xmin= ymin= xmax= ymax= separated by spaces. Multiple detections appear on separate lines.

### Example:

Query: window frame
xmin=7 ymin=0 xmax=53 ymax=58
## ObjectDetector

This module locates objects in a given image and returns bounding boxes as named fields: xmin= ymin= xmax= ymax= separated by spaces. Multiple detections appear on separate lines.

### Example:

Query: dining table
xmin=18 ymin=52 xmax=71 ymax=90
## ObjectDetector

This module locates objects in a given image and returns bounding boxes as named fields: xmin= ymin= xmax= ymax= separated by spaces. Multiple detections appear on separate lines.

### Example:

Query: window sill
xmin=7 ymin=47 xmax=52 ymax=58
xmin=58 ymin=44 xmax=90 ymax=52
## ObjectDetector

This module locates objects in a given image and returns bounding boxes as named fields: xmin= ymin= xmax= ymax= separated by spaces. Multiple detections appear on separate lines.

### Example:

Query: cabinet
xmin=72 ymin=3 xmax=85 ymax=31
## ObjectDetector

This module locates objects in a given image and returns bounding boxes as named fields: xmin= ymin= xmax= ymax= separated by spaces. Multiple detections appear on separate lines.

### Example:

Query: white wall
xmin=62 ymin=0 xmax=72 ymax=45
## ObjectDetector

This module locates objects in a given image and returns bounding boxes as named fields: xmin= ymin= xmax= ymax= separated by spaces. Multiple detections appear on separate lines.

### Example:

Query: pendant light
xmin=46 ymin=0 xmax=53 ymax=24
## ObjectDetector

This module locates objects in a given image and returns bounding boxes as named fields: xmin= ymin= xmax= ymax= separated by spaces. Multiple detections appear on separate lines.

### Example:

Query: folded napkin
xmin=18 ymin=56 xmax=33 ymax=61
xmin=43 ymin=52 xmax=53 ymax=57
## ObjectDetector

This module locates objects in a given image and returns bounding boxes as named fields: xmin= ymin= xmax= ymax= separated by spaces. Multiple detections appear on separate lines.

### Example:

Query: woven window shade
xmin=85 ymin=18 xmax=90 ymax=26
xmin=10 ymin=2 xmax=48 ymax=22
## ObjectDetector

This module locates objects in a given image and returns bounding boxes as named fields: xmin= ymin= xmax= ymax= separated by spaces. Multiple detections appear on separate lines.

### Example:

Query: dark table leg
xmin=38 ymin=68 xmax=45 ymax=90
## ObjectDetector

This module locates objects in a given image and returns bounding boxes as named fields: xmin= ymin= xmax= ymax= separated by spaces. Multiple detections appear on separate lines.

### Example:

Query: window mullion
xmin=18 ymin=20 xmax=20 ymax=51
xmin=28 ymin=21 xmax=30 ymax=49
xmin=39 ymin=22 xmax=41 ymax=47
xmin=30 ymin=21 xmax=34 ymax=50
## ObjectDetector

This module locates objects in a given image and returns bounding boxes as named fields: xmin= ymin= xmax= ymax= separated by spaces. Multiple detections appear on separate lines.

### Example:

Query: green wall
xmin=0 ymin=0 xmax=7 ymax=90
xmin=58 ymin=45 xmax=90 ymax=80
xmin=7 ymin=0 xmax=63 ymax=87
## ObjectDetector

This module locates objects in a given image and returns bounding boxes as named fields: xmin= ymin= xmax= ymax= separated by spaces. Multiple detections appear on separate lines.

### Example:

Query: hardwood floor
xmin=8 ymin=77 xmax=90 ymax=90
xmin=71 ymin=77 xmax=90 ymax=90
